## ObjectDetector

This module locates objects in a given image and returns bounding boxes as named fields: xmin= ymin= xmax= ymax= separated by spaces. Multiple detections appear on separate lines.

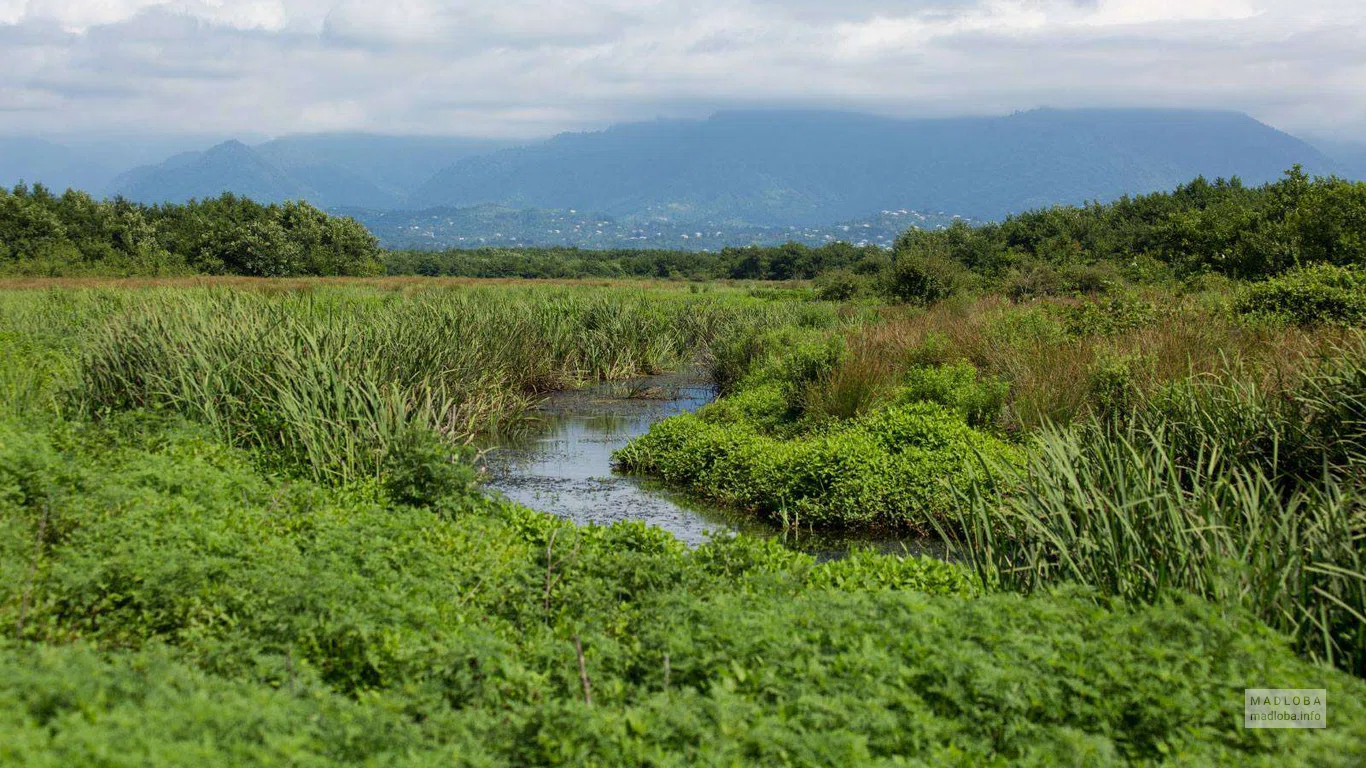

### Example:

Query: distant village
xmin=351 ymin=206 xmax=972 ymax=252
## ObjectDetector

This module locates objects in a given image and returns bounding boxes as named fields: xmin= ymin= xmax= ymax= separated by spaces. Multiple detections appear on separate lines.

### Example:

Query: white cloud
xmin=0 ymin=0 xmax=1363 ymax=139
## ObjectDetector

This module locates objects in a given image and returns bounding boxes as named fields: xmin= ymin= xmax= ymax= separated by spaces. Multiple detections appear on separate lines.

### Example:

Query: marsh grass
xmin=798 ymin=293 xmax=1343 ymax=433
xmin=64 ymin=284 xmax=834 ymax=483
xmin=947 ymin=352 xmax=1366 ymax=675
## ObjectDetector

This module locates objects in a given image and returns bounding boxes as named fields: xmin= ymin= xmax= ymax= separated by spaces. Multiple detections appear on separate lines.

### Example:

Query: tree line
xmin=4 ymin=168 xmax=1363 ymax=284
xmin=0 ymin=184 xmax=382 ymax=277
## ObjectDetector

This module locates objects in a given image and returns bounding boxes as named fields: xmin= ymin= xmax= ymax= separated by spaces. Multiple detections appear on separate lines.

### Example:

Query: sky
xmin=1 ymin=0 xmax=1364 ymax=141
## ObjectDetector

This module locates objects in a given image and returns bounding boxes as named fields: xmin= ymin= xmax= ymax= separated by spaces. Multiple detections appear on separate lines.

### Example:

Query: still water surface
xmin=481 ymin=372 xmax=932 ymax=558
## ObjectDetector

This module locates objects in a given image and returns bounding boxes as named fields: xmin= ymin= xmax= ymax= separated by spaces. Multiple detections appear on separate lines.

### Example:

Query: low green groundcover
xmin=1 ymin=415 xmax=1361 ymax=765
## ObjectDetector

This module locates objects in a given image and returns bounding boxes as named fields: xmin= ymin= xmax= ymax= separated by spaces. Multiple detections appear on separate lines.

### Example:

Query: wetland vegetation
xmin=3 ymin=168 xmax=1366 ymax=765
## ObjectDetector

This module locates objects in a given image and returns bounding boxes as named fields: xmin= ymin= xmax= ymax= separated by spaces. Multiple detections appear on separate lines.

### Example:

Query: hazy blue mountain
xmin=1311 ymin=139 xmax=1366 ymax=180
xmin=20 ymin=109 xmax=1347 ymax=238
xmin=0 ymin=138 xmax=120 ymax=193
xmin=415 ymin=109 xmax=1337 ymax=223
xmin=1 ymin=135 xmax=251 ymax=195
xmin=113 ymin=140 xmax=315 ymax=204
xmin=254 ymin=134 xmax=509 ymax=199
xmin=110 ymin=134 xmax=509 ymax=208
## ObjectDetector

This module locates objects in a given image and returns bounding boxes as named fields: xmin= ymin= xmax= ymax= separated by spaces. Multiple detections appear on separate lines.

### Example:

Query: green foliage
xmin=704 ymin=323 xmax=843 ymax=399
xmin=804 ymin=548 xmax=979 ymax=596
xmin=381 ymin=426 xmax=477 ymax=508
xmin=1146 ymin=349 xmax=1366 ymax=489
xmin=1084 ymin=351 xmax=1149 ymax=421
xmin=1054 ymin=294 xmax=1158 ymax=337
xmin=3 ymin=278 xmax=1366 ymax=763
xmin=1003 ymin=260 xmax=1125 ymax=300
xmin=5 ymin=415 xmax=1360 ymax=759
xmin=76 ymin=286 xmax=811 ymax=483
xmin=884 ymin=168 xmax=1366 ymax=288
xmin=616 ymin=402 xmax=1019 ymax=530
xmin=953 ymin=350 xmax=1366 ymax=675
xmin=813 ymin=268 xmax=872 ymax=301
xmin=7 ymin=415 xmax=1355 ymax=765
xmin=884 ymin=245 xmax=971 ymax=305
xmin=954 ymin=422 xmax=1366 ymax=678
xmin=385 ymin=240 xmax=888 ymax=281
xmin=895 ymin=361 xmax=1009 ymax=429
xmin=0 ymin=186 xmax=380 ymax=277
xmin=1235 ymin=263 xmax=1366 ymax=327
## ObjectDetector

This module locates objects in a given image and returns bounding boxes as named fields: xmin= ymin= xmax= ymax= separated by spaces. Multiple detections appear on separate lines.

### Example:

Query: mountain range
xmin=3 ymin=108 xmax=1362 ymax=248
xmin=108 ymin=134 xmax=507 ymax=209
xmin=414 ymin=108 xmax=1343 ymax=224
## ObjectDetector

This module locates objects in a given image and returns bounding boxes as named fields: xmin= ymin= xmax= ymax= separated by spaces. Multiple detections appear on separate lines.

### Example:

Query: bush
xmin=883 ymin=250 xmax=971 ymax=305
xmin=1235 ymin=264 xmax=1366 ymax=327
xmin=615 ymin=402 xmax=1019 ymax=530
xmin=1004 ymin=260 xmax=1123 ymax=301
xmin=895 ymin=361 xmax=1010 ymax=429
xmin=1055 ymin=293 xmax=1157 ymax=337
xmin=813 ymin=268 xmax=871 ymax=301
xmin=1085 ymin=351 xmax=1149 ymax=421
xmin=381 ymin=427 xmax=477 ymax=508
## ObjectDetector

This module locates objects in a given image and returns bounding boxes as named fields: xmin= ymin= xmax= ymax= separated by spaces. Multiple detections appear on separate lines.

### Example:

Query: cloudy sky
xmin=1 ymin=0 xmax=1363 ymax=140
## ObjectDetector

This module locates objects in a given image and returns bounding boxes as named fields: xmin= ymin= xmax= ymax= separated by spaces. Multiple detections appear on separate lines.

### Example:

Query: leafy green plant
xmin=813 ymin=268 xmax=871 ymax=301
xmin=895 ymin=361 xmax=1009 ymax=429
xmin=1236 ymin=263 xmax=1366 ymax=327
xmin=1055 ymin=293 xmax=1157 ymax=337
xmin=616 ymin=402 xmax=1019 ymax=530
xmin=883 ymin=248 xmax=971 ymax=305
xmin=381 ymin=426 xmax=477 ymax=508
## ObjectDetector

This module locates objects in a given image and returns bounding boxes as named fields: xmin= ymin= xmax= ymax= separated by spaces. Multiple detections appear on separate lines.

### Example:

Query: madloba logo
xmin=1245 ymin=689 xmax=1327 ymax=729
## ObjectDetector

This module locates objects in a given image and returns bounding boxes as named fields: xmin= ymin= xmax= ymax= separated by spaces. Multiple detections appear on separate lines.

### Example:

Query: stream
xmin=480 ymin=371 xmax=931 ymax=558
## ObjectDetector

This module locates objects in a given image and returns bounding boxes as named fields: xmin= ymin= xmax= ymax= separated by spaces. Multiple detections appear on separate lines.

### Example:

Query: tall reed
xmin=75 ymin=285 xmax=827 ymax=483
xmin=947 ymin=359 xmax=1366 ymax=674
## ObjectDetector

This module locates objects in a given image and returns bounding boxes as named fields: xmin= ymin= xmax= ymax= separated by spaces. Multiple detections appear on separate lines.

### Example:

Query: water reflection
xmin=481 ymin=372 xmax=932 ymax=559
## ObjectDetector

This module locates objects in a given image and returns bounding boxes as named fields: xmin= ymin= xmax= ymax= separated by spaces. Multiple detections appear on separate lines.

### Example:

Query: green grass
xmin=948 ymin=355 xmax=1366 ymax=676
xmin=2 ymin=278 xmax=1365 ymax=764
xmin=2 ymin=282 xmax=842 ymax=482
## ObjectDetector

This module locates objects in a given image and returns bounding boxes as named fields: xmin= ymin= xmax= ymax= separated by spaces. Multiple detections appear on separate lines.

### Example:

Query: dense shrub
xmin=895 ymin=361 xmax=1009 ymax=429
xmin=1004 ymin=260 xmax=1125 ymax=301
xmin=615 ymin=402 xmax=1019 ymax=530
xmin=1235 ymin=264 xmax=1366 ymax=327
xmin=1054 ymin=293 xmax=1158 ymax=337
xmin=883 ymin=248 xmax=970 ymax=305
xmin=381 ymin=426 xmax=478 ymax=508
xmin=813 ymin=268 xmax=872 ymax=301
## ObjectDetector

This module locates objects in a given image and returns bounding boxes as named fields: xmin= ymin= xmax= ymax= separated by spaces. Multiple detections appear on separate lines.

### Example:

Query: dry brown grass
xmin=816 ymin=294 xmax=1346 ymax=431
xmin=0 ymin=275 xmax=633 ymax=291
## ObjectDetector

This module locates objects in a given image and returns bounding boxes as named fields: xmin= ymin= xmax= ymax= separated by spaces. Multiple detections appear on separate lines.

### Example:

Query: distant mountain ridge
xmin=107 ymin=134 xmax=508 ymax=209
xmin=112 ymin=141 xmax=313 ymax=206
xmin=4 ymin=108 xmax=1361 ymax=248
xmin=415 ymin=109 xmax=1341 ymax=223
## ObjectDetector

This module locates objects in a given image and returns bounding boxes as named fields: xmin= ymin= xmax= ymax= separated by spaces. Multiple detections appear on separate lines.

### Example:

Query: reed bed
xmin=802 ymin=293 xmax=1344 ymax=432
xmin=947 ymin=351 xmax=1366 ymax=675
xmin=68 ymin=284 xmax=834 ymax=483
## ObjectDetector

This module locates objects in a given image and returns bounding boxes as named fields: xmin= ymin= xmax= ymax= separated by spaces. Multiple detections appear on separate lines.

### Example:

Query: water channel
xmin=480 ymin=371 xmax=931 ymax=558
